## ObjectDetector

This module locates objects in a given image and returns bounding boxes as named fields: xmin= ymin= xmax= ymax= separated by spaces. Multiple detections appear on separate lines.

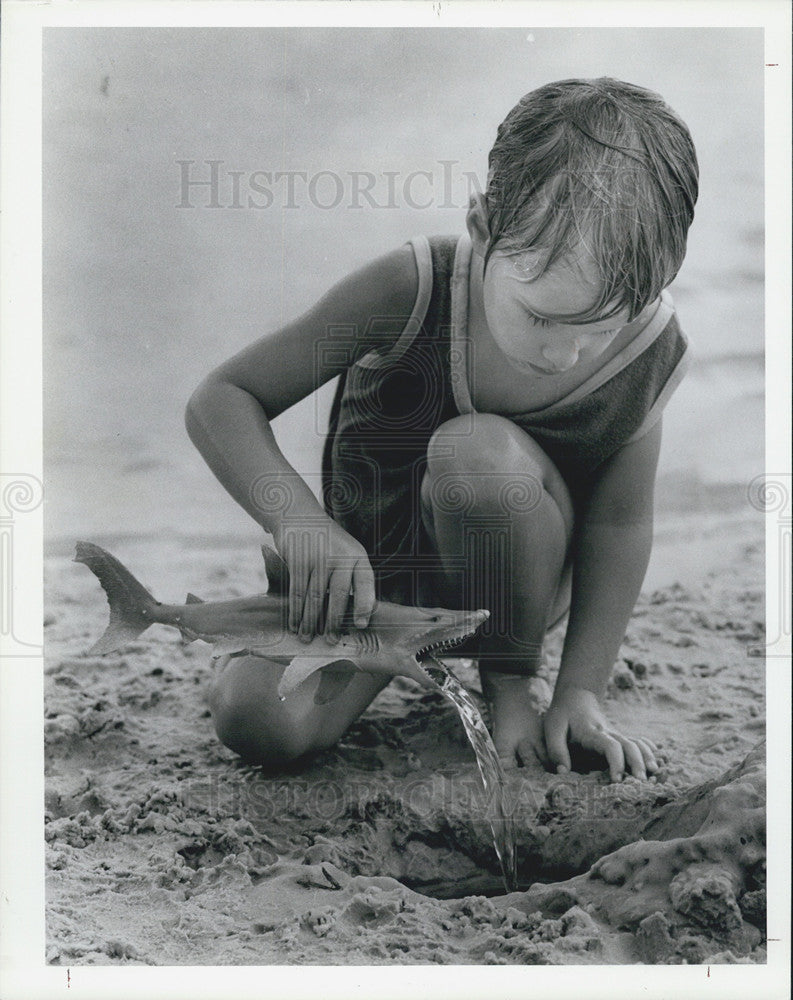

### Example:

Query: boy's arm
xmin=543 ymin=418 xmax=663 ymax=781
xmin=185 ymin=243 xmax=419 ymax=637
xmin=186 ymin=243 xmax=417 ymax=530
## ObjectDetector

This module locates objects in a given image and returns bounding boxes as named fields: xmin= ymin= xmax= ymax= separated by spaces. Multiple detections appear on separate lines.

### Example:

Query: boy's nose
xmin=540 ymin=341 xmax=580 ymax=372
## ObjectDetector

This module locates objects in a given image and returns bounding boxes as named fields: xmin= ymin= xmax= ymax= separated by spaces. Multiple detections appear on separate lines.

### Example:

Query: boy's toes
xmin=516 ymin=737 xmax=543 ymax=769
xmin=494 ymin=742 xmax=518 ymax=767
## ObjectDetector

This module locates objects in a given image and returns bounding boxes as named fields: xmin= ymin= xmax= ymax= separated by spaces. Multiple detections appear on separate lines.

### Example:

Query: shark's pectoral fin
xmin=278 ymin=655 xmax=359 ymax=700
xmin=210 ymin=638 xmax=250 ymax=660
xmin=314 ymin=665 xmax=357 ymax=705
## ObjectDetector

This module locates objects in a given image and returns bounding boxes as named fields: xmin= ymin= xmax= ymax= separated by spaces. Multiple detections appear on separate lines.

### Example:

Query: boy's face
xmin=480 ymin=248 xmax=631 ymax=376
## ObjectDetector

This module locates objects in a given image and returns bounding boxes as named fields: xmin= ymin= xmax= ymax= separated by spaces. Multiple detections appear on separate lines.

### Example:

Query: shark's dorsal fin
xmin=185 ymin=592 xmax=204 ymax=604
xmin=261 ymin=545 xmax=289 ymax=595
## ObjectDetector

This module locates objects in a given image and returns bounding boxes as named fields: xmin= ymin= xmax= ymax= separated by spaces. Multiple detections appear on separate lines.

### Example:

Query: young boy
xmin=185 ymin=77 xmax=698 ymax=781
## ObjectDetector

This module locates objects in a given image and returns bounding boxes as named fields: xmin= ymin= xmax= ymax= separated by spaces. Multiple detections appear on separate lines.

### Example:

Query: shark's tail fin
xmin=74 ymin=542 xmax=160 ymax=655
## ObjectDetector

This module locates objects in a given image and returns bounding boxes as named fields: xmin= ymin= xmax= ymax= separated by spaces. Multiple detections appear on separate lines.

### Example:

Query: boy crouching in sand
xmin=186 ymin=78 xmax=698 ymax=781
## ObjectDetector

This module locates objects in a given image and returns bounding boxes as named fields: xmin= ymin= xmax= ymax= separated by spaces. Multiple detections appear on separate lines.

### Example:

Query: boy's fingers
xmin=298 ymin=533 xmax=328 ymax=639
xmin=297 ymin=568 xmax=316 ymax=638
xmin=299 ymin=567 xmax=327 ymax=641
xmin=288 ymin=559 xmax=308 ymax=633
xmin=616 ymin=736 xmax=646 ymax=780
xmin=516 ymin=736 xmax=543 ymax=768
xmin=289 ymin=584 xmax=304 ymax=633
xmin=352 ymin=561 xmax=376 ymax=628
xmin=544 ymin=718 xmax=571 ymax=773
xmin=636 ymin=739 xmax=658 ymax=773
xmin=325 ymin=568 xmax=353 ymax=642
xmin=589 ymin=731 xmax=624 ymax=782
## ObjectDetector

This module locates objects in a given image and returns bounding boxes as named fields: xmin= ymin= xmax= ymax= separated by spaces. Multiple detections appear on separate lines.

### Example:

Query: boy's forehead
xmin=496 ymin=247 xmax=611 ymax=319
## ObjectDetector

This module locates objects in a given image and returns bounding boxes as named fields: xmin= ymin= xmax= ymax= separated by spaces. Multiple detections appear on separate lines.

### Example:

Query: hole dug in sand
xmin=292 ymin=741 xmax=766 ymax=963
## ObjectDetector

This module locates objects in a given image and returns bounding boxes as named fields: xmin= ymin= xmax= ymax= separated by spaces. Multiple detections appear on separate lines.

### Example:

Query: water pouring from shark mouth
xmin=75 ymin=540 xmax=517 ymax=894
xmin=416 ymin=653 xmax=518 ymax=894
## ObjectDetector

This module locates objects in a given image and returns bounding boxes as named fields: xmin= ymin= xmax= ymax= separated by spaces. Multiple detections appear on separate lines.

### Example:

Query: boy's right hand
xmin=273 ymin=518 xmax=376 ymax=643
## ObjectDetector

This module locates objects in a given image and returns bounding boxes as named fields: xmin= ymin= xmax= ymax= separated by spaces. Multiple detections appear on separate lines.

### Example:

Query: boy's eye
xmin=527 ymin=312 xmax=552 ymax=329
xmin=526 ymin=309 xmax=620 ymax=337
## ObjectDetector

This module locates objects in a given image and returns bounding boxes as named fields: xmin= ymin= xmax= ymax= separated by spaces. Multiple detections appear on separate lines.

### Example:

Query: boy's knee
xmin=425 ymin=413 xmax=575 ymax=528
xmin=209 ymin=677 xmax=311 ymax=765
xmin=426 ymin=414 xmax=549 ymax=513
xmin=427 ymin=413 xmax=536 ymax=475
xmin=212 ymin=706 xmax=312 ymax=764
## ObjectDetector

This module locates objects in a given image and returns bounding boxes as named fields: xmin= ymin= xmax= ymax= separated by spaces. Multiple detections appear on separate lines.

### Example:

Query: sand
xmin=43 ymin=529 xmax=766 ymax=967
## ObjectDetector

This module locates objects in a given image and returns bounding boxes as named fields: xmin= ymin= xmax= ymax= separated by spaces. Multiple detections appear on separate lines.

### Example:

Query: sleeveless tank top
xmin=322 ymin=234 xmax=690 ymax=604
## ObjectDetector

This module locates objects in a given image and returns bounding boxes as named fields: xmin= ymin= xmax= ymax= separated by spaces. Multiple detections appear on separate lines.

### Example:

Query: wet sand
xmin=44 ymin=525 xmax=765 ymax=966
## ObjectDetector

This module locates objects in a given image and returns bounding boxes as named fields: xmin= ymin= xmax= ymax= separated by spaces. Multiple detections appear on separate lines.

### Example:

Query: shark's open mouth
xmin=415 ymin=626 xmax=479 ymax=661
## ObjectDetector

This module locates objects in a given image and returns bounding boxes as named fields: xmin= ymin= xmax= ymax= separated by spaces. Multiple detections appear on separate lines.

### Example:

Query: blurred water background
xmin=44 ymin=28 xmax=764 ymax=572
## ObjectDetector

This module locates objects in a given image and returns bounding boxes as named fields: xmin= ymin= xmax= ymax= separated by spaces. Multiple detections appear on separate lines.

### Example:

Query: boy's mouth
xmin=507 ymin=354 xmax=572 ymax=376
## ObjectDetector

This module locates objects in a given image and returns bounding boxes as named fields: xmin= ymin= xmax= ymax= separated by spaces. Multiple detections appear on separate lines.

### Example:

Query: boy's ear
xmin=465 ymin=191 xmax=491 ymax=257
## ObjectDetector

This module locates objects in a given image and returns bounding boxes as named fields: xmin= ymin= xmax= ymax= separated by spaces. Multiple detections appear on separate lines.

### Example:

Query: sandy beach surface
xmin=44 ymin=521 xmax=766 ymax=967
xmin=35 ymin=25 xmax=775 ymax=975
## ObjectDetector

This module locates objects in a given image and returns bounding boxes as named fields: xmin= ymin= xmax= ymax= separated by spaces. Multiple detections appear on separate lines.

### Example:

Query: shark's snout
xmin=413 ymin=607 xmax=490 ymax=661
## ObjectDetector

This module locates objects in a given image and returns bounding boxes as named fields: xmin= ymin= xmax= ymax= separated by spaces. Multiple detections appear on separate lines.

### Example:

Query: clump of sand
xmin=44 ymin=535 xmax=765 ymax=965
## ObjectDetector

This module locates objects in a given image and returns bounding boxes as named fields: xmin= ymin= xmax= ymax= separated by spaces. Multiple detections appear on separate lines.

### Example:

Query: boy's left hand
xmin=543 ymin=685 xmax=658 ymax=782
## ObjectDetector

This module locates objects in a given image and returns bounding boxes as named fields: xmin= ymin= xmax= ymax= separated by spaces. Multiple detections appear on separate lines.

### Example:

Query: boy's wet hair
xmin=486 ymin=77 xmax=699 ymax=322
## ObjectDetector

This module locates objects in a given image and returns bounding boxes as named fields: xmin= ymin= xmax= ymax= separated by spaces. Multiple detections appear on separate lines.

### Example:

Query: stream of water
xmin=420 ymin=654 xmax=518 ymax=894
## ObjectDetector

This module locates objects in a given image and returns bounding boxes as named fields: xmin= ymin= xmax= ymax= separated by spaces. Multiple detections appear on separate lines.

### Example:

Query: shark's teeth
xmin=416 ymin=626 xmax=477 ymax=660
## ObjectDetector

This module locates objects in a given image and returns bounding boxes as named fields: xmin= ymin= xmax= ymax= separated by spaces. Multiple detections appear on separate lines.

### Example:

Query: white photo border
xmin=1 ymin=2 xmax=790 ymax=998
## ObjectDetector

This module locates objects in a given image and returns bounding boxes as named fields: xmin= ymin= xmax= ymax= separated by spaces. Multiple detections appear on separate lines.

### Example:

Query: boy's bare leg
xmin=209 ymin=653 xmax=391 ymax=764
xmin=422 ymin=413 xmax=574 ymax=767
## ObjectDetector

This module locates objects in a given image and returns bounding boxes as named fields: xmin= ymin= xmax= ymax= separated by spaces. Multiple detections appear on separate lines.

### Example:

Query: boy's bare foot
xmin=480 ymin=671 xmax=553 ymax=768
